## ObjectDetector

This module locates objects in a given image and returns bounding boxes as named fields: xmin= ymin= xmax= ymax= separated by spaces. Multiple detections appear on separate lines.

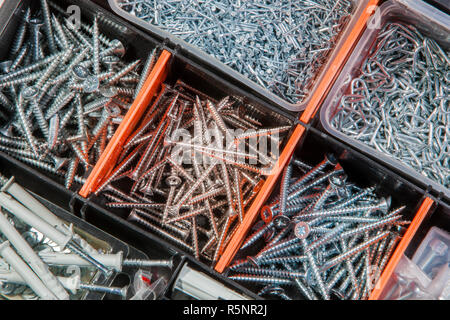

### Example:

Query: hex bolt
xmin=417 ymin=239 xmax=448 ymax=272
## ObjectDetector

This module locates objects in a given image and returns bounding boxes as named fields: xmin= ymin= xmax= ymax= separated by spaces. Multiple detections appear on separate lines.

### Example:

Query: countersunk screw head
xmin=72 ymin=65 xmax=90 ymax=80
xmin=82 ymin=76 xmax=100 ymax=93
xmin=99 ymin=86 xmax=118 ymax=98
xmin=272 ymin=215 xmax=290 ymax=230
xmin=166 ymin=175 xmax=182 ymax=187
xmin=22 ymin=86 xmax=39 ymax=100
xmin=260 ymin=205 xmax=274 ymax=223
xmin=103 ymin=55 xmax=121 ymax=67
xmin=29 ymin=17 xmax=44 ymax=28
xmin=325 ymin=153 xmax=338 ymax=166
xmin=247 ymin=256 xmax=260 ymax=267
xmin=110 ymin=39 xmax=126 ymax=57
xmin=294 ymin=221 xmax=310 ymax=239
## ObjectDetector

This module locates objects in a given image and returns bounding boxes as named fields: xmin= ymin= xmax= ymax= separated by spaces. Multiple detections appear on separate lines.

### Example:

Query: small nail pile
xmin=330 ymin=22 xmax=450 ymax=188
xmin=117 ymin=0 xmax=353 ymax=104
xmin=228 ymin=154 xmax=409 ymax=300
xmin=0 ymin=172 xmax=172 ymax=300
xmin=0 ymin=0 xmax=155 ymax=189
xmin=96 ymin=81 xmax=291 ymax=264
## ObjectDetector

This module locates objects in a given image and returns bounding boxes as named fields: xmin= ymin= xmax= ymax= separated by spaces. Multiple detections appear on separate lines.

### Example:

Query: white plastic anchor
xmin=38 ymin=251 xmax=123 ymax=272
xmin=0 ymin=209 xmax=69 ymax=300
xmin=0 ymin=192 xmax=112 ymax=276
xmin=1 ymin=176 xmax=97 ymax=254
xmin=0 ymin=241 xmax=57 ymax=300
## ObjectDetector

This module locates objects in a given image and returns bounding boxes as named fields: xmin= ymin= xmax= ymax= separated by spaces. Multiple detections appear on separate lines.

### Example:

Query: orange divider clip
xmin=369 ymin=197 xmax=434 ymax=300
xmin=300 ymin=0 xmax=380 ymax=124
xmin=79 ymin=50 xmax=172 ymax=198
xmin=215 ymin=124 xmax=306 ymax=273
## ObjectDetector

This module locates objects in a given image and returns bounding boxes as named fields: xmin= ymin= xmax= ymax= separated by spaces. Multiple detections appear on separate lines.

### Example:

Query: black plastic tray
xmin=0 ymin=155 xmax=153 ymax=300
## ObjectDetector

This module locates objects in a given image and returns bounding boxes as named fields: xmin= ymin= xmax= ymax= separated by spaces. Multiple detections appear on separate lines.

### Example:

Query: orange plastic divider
xmin=215 ymin=0 xmax=380 ymax=273
xmin=79 ymin=50 xmax=172 ymax=198
xmin=300 ymin=0 xmax=380 ymax=124
xmin=215 ymin=124 xmax=306 ymax=272
xmin=369 ymin=197 xmax=435 ymax=300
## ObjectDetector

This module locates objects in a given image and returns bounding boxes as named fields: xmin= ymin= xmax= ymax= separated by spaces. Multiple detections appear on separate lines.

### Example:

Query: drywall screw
xmin=79 ymin=283 xmax=127 ymax=298
xmin=40 ymin=0 xmax=57 ymax=53
xmin=127 ymin=210 xmax=194 ymax=253
xmin=228 ymin=274 xmax=292 ymax=286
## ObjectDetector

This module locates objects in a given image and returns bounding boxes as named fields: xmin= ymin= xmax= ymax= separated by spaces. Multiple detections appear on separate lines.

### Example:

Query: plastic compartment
xmin=165 ymin=258 xmax=259 ymax=300
xmin=106 ymin=0 xmax=377 ymax=113
xmin=0 ymin=151 xmax=180 ymax=300
xmin=0 ymin=0 xmax=161 ymax=194
xmin=83 ymin=46 xmax=296 ymax=266
xmin=318 ymin=0 xmax=450 ymax=201
xmin=217 ymin=127 xmax=434 ymax=299
xmin=376 ymin=200 xmax=450 ymax=300
xmin=0 ymin=172 xmax=156 ymax=300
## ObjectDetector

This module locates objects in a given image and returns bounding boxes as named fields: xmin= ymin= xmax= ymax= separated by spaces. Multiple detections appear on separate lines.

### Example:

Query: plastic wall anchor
xmin=0 ymin=270 xmax=81 ymax=295
xmin=0 ymin=192 xmax=72 ymax=248
xmin=1 ymin=176 xmax=68 ymax=233
xmin=0 ymin=209 xmax=69 ymax=300
xmin=173 ymin=264 xmax=251 ymax=300
xmin=38 ymin=251 xmax=123 ymax=272
xmin=0 ymin=241 xmax=57 ymax=300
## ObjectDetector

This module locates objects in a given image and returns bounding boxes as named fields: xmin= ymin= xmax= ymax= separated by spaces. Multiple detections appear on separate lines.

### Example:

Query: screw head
xmin=166 ymin=175 xmax=182 ymax=187
xmin=29 ymin=17 xmax=44 ymax=28
xmin=325 ymin=153 xmax=338 ymax=166
xmin=100 ymin=86 xmax=118 ymax=98
xmin=72 ymin=65 xmax=90 ymax=80
xmin=260 ymin=205 xmax=274 ymax=223
xmin=294 ymin=221 xmax=310 ymax=239
xmin=272 ymin=215 xmax=290 ymax=230
xmin=103 ymin=55 xmax=120 ymax=67
xmin=22 ymin=86 xmax=39 ymax=100
xmin=110 ymin=39 xmax=126 ymax=57
xmin=82 ymin=76 xmax=100 ymax=93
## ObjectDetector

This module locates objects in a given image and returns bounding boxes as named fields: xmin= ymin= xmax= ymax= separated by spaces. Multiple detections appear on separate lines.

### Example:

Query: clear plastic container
xmin=412 ymin=226 xmax=450 ymax=279
xmin=107 ymin=0 xmax=372 ymax=112
xmin=319 ymin=0 xmax=450 ymax=200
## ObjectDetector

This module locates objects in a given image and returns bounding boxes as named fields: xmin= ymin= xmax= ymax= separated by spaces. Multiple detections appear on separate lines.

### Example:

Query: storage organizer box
xmin=0 ymin=0 xmax=448 ymax=300
xmin=318 ymin=0 xmax=450 ymax=200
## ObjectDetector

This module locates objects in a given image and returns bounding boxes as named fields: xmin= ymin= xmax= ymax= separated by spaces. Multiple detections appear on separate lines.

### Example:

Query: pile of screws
xmin=0 ymin=0 xmax=157 ymax=189
xmin=0 ymin=172 xmax=172 ymax=300
xmin=227 ymin=154 xmax=409 ymax=300
xmin=330 ymin=22 xmax=449 ymax=188
xmin=116 ymin=0 xmax=353 ymax=104
xmin=96 ymin=81 xmax=291 ymax=264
